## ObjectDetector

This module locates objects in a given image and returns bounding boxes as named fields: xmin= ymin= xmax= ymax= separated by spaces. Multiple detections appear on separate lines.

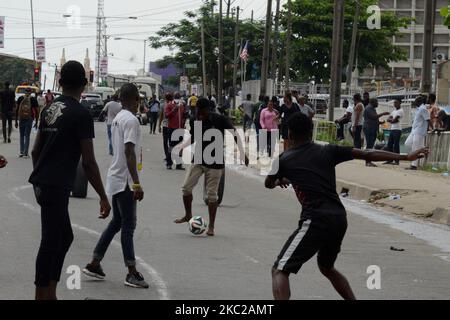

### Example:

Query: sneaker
xmin=166 ymin=165 xmax=172 ymax=170
xmin=125 ymin=272 xmax=149 ymax=289
xmin=8 ymin=138 xmax=11 ymax=143
xmin=176 ymin=164 xmax=185 ymax=171
xmin=19 ymin=154 xmax=24 ymax=158
xmin=83 ymin=264 xmax=106 ymax=280
xmin=23 ymin=154 xmax=30 ymax=159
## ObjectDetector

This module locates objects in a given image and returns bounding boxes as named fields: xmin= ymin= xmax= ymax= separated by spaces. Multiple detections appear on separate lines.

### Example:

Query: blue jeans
xmin=19 ymin=118 xmax=33 ymax=155
xmin=93 ymin=187 xmax=137 ymax=267
xmin=363 ymin=126 xmax=378 ymax=150
xmin=107 ymin=124 xmax=113 ymax=155
xmin=386 ymin=130 xmax=401 ymax=163
xmin=353 ymin=125 xmax=363 ymax=149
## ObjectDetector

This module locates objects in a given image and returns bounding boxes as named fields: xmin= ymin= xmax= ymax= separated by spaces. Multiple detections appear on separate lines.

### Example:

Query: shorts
xmin=274 ymin=215 xmax=347 ymax=274
xmin=182 ymin=164 xmax=223 ymax=203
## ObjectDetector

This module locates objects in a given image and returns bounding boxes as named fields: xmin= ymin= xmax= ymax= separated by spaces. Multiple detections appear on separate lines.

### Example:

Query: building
xmin=359 ymin=0 xmax=450 ymax=87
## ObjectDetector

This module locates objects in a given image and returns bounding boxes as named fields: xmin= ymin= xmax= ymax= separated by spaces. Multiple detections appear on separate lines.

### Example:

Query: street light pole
xmin=143 ymin=39 xmax=147 ymax=76
xmin=30 ymin=0 xmax=36 ymax=62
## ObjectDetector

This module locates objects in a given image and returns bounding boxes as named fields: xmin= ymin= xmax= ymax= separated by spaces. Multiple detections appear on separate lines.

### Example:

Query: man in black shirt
xmin=173 ymin=98 xmax=248 ymax=236
xmin=265 ymin=112 xmax=428 ymax=300
xmin=29 ymin=61 xmax=111 ymax=300
xmin=0 ymin=81 xmax=15 ymax=143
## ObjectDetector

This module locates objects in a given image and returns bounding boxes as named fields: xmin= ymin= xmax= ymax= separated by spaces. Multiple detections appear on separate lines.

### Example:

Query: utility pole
xmin=232 ymin=6 xmax=240 ymax=109
xmin=218 ymin=0 xmax=224 ymax=108
xmin=285 ymin=0 xmax=292 ymax=91
xmin=346 ymin=0 xmax=360 ymax=94
xmin=329 ymin=0 xmax=345 ymax=122
xmin=260 ymin=0 xmax=273 ymax=97
xmin=201 ymin=20 xmax=208 ymax=96
xmin=251 ymin=10 xmax=254 ymax=23
xmin=143 ymin=39 xmax=147 ymax=75
xmin=30 ymin=0 xmax=36 ymax=62
xmin=271 ymin=0 xmax=281 ymax=82
xmin=420 ymin=0 xmax=437 ymax=94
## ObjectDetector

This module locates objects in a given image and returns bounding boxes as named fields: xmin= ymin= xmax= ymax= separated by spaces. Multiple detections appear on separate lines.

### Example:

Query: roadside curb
xmin=336 ymin=178 xmax=450 ymax=226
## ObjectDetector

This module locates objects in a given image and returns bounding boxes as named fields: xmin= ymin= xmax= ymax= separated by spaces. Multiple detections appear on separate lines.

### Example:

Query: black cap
xmin=59 ymin=60 xmax=87 ymax=88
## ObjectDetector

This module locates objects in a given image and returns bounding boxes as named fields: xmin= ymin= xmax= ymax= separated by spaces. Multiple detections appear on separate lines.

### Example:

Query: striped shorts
xmin=274 ymin=215 xmax=347 ymax=274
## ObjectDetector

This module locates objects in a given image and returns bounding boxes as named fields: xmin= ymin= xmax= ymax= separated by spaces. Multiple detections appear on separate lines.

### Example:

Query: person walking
xmin=148 ymin=94 xmax=160 ymax=134
xmin=384 ymin=99 xmax=404 ymax=165
xmin=165 ymin=92 xmax=188 ymax=170
xmin=362 ymin=98 xmax=389 ymax=167
xmin=238 ymin=94 xmax=254 ymax=138
xmin=101 ymin=95 xmax=122 ymax=156
xmin=280 ymin=92 xmax=300 ymax=151
xmin=0 ymin=81 xmax=15 ymax=143
xmin=159 ymin=94 xmax=171 ymax=164
xmin=351 ymin=94 xmax=364 ymax=149
xmin=335 ymin=99 xmax=352 ymax=141
xmin=29 ymin=61 xmax=111 ymax=300
xmin=259 ymin=99 xmax=279 ymax=158
xmin=16 ymin=88 xmax=39 ymax=158
xmin=44 ymin=89 xmax=55 ymax=108
xmin=83 ymin=83 xmax=149 ymax=289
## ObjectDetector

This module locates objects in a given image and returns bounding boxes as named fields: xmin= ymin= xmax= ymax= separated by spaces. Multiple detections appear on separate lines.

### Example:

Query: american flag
xmin=240 ymin=41 xmax=249 ymax=62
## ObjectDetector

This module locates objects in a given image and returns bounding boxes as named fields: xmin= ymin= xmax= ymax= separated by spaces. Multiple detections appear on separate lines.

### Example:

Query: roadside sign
xmin=180 ymin=76 xmax=189 ymax=91
xmin=100 ymin=57 xmax=108 ymax=77
xmin=0 ymin=17 xmax=4 ymax=48
xmin=35 ymin=38 xmax=46 ymax=62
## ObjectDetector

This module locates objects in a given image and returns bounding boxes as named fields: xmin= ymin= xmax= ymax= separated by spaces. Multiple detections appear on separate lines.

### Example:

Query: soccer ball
xmin=189 ymin=216 xmax=208 ymax=235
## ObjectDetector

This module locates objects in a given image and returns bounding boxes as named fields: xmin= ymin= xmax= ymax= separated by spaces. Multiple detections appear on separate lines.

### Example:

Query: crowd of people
xmin=334 ymin=91 xmax=446 ymax=169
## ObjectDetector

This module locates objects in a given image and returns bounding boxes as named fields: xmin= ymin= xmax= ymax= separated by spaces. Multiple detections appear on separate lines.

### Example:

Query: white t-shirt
xmin=412 ymin=104 xmax=430 ymax=136
xmin=106 ymin=109 xmax=141 ymax=197
xmin=390 ymin=108 xmax=404 ymax=131
xmin=346 ymin=106 xmax=354 ymax=114
xmin=104 ymin=101 xmax=122 ymax=125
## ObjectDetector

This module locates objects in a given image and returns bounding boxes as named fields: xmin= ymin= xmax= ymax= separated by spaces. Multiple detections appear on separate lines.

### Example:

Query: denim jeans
xmin=363 ymin=126 xmax=378 ymax=150
xmin=93 ymin=187 xmax=137 ymax=267
xmin=34 ymin=185 xmax=73 ymax=287
xmin=149 ymin=112 xmax=159 ymax=134
xmin=107 ymin=124 xmax=113 ymax=155
xmin=386 ymin=130 xmax=401 ymax=163
xmin=19 ymin=118 xmax=33 ymax=155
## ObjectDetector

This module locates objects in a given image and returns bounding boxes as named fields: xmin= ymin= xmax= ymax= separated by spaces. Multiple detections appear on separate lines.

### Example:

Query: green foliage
xmin=441 ymin=6 xmax=450 ymax=27
xmin=149 ymin=0 xmax=265 ymax=93
xmin=0 ymin=56 xmax=35 ymax=87
xmin=280 ymin=0 xmax=412 ymax=83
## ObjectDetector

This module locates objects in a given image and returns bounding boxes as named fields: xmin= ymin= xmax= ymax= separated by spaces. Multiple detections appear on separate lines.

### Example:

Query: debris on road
xmin=390 ymin=246 xmax=405 ymax=252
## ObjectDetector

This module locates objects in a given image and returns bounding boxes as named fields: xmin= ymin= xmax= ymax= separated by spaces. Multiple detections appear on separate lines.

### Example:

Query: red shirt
xmin=165 ymin=100 xmax=187 ymax=129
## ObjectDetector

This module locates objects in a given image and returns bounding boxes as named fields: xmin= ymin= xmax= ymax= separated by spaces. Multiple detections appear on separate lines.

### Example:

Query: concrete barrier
xmin=424 ymin=132 xmax=450 ymax=170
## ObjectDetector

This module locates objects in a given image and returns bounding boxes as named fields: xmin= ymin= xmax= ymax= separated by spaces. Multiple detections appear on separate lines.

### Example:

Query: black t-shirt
xmin=0 ymin=89 xmax=16 ymax=114
xmin=189 ymin=113 xmax=234 ymax=169
xmin=29 ymin=96 xmax=95 ymax=189
xmin=281 ymin=103 xmax=300 ymax=126
xmin=269 ymin=143 xmax=354 ymax=219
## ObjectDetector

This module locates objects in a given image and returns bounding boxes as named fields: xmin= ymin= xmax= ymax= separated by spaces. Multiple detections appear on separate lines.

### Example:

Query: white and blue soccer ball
xmin=189 ymin=216 xmax=208 ymax=235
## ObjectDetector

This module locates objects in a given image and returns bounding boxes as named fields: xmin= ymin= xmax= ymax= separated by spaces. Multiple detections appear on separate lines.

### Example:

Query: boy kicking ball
xmin=265 ymin=112 xmax=428 ymax=300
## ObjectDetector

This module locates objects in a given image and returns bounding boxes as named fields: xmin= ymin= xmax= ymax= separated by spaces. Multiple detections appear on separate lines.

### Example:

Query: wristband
xmin=132 ymin=183 xmax=141 ymax=190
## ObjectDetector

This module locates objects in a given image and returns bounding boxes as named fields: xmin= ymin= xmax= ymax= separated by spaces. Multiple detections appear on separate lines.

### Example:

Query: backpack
xmin=19 ymin=96 xmax=32 ymax=120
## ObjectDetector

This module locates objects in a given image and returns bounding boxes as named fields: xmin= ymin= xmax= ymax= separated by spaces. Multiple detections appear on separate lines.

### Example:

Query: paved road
xmin=0 ymin=123 xmax=449 ymax=300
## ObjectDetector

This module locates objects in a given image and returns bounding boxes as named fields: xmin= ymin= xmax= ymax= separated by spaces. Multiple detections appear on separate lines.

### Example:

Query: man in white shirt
xmin=101 ymin=94 xmax=122 ymax=155
xmin=384 ymin=99 xmax=404 ymax=165
xmin=407 ymin=96 xmax=430 ymax=170
xmin=83 ymin=83 xmax=149 ymax=289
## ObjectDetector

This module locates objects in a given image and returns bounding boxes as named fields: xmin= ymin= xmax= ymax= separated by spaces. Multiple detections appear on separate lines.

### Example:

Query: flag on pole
xmin=240 ymin=40 xmax=249 ymax=62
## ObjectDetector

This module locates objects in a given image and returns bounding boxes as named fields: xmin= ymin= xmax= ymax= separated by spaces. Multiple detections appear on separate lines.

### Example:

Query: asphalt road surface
xmin=0 ymin=122 xmax=449 ymax=300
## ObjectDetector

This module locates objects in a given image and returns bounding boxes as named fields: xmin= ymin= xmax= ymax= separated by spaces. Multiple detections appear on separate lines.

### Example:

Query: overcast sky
xmin=0 ymin=0 xmax=278 ymax=89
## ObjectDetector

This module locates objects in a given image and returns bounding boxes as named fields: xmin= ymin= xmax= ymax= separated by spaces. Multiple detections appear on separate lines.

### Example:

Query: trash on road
xmin=389 ymin=194 xmax=401 ymax=200
xmin=390 ymin=246 xmax=405 ymax=252
xmin=340 ymin=188 xmax=349 ymax=198
xmin=442 ymin=172 xmax=450 ymax=177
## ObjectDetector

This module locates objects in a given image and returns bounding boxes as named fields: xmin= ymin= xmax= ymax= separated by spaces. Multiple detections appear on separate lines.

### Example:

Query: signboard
xmin=35 ymin=38 xmax=46 ymax=62
xmin=0 ymin=17 xmax=5 ymax=48
xmin=99 ymin=57 xmax=108 ymax=77
xmin=185 ymin=63 xmax=197 ymax=69
xmin=180 ymin=76 xmax=189 ymax=91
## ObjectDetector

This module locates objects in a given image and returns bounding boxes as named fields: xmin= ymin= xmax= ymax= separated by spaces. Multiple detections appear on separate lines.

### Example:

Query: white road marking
xmin=7 ymin=185 xmax=170 ymax=300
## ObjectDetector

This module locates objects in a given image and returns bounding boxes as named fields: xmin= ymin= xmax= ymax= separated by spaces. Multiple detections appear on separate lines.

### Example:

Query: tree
xmin=0 ymin=55 xmax=35 ymax=87
xmin=441 ymin=6 xmax=450 ymax=27
xmin=280 ymin=0 xmax=412 ymax=83
xmin=149 ymin=0 xmax=265 ymax=94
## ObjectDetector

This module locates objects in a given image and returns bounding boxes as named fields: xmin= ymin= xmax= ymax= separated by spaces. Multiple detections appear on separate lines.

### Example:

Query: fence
xmin=424 ymin=132 xmax=450 ymax=170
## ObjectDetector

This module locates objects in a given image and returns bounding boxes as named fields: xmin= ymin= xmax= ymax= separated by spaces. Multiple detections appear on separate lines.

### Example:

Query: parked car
xmin=80 ymin=93 xmax=104 ymax=120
